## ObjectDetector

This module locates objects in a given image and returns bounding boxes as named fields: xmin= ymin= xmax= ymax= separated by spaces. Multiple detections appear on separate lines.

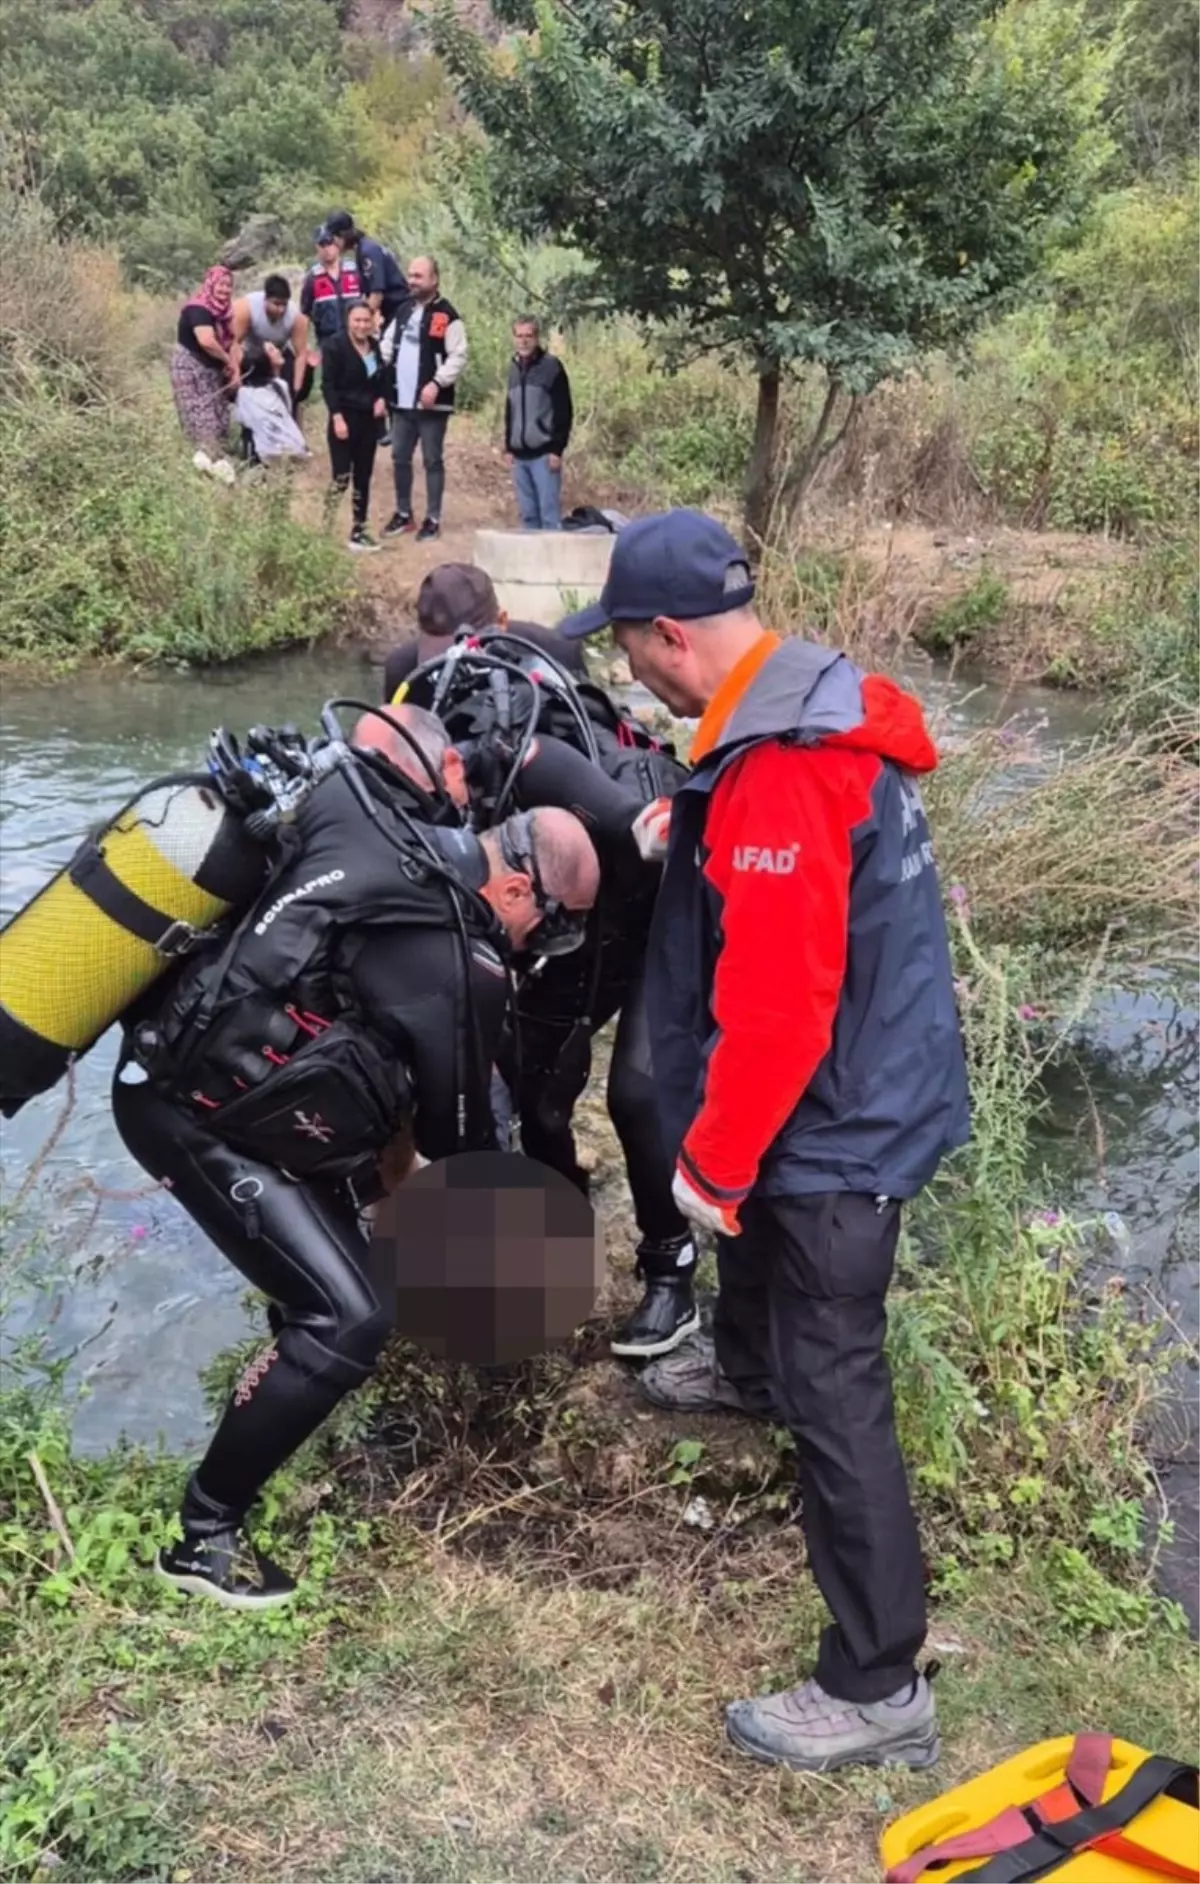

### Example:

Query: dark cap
xmin=417 ymin=563 xmax=501 ymax=638
xmin=558 ymin=509 xmax=755 ymax=638
xmin=323 ymin=208 xmax=355 ymax=238
xmin=314 ymin=223 xmax=338 ymax=246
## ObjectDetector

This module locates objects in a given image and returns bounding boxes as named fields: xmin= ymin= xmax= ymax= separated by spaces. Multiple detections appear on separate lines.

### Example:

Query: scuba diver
xmin=392 ymin=629 xmax=699 ymax=1361
xmin=108 ymin=724 xmax=600 ymax=1610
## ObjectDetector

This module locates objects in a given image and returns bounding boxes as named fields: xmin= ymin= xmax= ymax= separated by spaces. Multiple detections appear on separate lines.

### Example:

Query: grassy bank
xmin=3 ymin=881 xmax=1196 ymax=1880
xmin=0 ymin=198 xmax=343 ymax=673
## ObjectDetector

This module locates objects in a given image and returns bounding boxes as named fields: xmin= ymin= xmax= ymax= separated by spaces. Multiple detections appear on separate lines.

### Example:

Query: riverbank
xmin=2 ymin=646 xmax=1196 ymax=1879
xmin=1 ymin=1402 xmax=1195 ymax=1884
xmin=3 ymin=396 xmax=1195 ymax=725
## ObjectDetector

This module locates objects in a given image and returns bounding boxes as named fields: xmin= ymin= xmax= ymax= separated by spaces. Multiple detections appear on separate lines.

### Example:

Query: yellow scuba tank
xmin=0 ymin=776 xmax=269 ymax=1118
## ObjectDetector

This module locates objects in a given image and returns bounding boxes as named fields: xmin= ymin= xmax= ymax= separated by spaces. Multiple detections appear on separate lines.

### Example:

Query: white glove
xmin=671 ymin=1164 xmax=743 ymax=1238
xmin=631 ymin=796 xmax=673 ymax=863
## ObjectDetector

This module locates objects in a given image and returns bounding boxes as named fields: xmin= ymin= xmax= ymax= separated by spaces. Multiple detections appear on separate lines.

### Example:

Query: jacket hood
xmin=707 ymin=637 xmax=938 ymax=777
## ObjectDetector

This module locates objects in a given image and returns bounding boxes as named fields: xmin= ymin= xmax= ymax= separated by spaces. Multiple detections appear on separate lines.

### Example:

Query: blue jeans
xmin=511 ymin=455 xmax=562 ymax=530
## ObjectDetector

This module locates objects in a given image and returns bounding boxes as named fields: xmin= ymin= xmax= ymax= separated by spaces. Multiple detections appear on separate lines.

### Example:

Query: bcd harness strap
xmin=69 ymin=841 xmax=217 ymax=958
xmin=886 ymin=1734 xmax=1200 ymax=1883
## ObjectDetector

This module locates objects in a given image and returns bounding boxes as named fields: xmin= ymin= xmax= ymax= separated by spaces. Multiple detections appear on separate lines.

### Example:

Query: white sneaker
xmin=210 ymin=458 xmax=237 ymax=486
xmin=192 ymin=450 xmax=213 ymax=475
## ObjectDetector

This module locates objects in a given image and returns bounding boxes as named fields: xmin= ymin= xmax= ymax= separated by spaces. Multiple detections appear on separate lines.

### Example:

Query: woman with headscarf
xmin=170 ymin=265 xmax=238 ymax=481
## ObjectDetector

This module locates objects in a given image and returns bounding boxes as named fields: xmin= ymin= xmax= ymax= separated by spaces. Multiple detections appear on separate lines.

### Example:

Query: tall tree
xmin=433 ymin=0 xmax=1108 ymax=537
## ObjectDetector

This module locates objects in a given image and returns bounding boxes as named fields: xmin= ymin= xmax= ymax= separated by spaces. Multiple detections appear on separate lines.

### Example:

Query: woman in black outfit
xmin=322 ymin=301 xmax=386 ymax=551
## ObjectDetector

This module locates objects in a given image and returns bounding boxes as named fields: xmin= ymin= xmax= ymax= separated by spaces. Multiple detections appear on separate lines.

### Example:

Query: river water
xmin=1 ymin=648 xmax=1195 ymax=1609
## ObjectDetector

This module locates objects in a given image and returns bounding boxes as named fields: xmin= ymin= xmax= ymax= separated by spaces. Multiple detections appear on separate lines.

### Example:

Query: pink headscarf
xmin=185 ymin=266 xmax=234 ymax=351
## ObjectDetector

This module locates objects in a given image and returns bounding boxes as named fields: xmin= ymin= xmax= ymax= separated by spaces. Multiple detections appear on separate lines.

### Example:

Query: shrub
xmin=921 ymin=571 xmax=1013 ymax=654
xmin=890 ymin=917 xmax=1186 ymax=1627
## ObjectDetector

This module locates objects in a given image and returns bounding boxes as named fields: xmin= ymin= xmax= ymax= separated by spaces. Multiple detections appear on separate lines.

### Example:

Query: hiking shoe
xmin=383 ymin=512 xmax=415 ymax=538
xmin=416 ymin=517 xmax=440 ymax=541
xmin=348 ymin=528 xmax=382 ymax=553
xmin=156 ymin=1526 xmax=296 ymax=1612
xmin=725 ymin=1674 xmax=940 ymax=1774
xmin=637 ymin=1331 xmax=773 ymax=1419
xmin=210 ymin=457 xmax=237 ymax=486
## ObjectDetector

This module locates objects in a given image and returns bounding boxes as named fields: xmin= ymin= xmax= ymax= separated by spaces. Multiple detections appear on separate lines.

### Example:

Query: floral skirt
xmin=169 ymin=344 xmax=230 ymax=448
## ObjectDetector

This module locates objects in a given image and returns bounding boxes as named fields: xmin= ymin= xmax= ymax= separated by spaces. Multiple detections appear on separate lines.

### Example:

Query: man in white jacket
xmin=380 ymin=257 xmax=468 ymax=542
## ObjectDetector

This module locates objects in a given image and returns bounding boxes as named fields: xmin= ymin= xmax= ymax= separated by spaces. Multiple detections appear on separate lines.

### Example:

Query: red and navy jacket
xmin=299 ymin=258 xmax=366 ymax=346
xmin=646 ymin=633 xmax=970 ymax=1207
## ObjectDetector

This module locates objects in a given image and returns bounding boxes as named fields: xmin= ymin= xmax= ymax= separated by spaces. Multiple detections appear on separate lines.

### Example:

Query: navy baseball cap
xmin=557 ymin=509 xmax=755 ymax=638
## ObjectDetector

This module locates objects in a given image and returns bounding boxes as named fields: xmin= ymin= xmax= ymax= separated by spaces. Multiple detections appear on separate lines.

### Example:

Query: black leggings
xmin=506 ymin=954 xmax=689 ymax=1260
xmin=113 ymin=1071 xmax=391 ymax=1521
xmin=327 ymin=409 xmax=377 ymax=528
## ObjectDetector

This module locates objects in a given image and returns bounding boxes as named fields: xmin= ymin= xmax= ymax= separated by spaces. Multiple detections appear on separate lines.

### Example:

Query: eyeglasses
xmin=497 ymin=812 xmax=588 ymax=957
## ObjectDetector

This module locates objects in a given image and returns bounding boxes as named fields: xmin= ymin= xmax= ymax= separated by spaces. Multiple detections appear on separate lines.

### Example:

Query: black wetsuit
xmin=481 ymin=728 xmax=692 ymax=1260
xmin=113 ymin=768 xmax=508 ymax=1526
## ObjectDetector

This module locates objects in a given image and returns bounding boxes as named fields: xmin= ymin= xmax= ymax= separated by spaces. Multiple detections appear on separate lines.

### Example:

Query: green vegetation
xmin=0 ymin=196 xmax=342 ymax=670
xmin=433 ymin=0 xmax=1109 ymax=536
xmin=922 ymin=573 xmax=1013 ymax=655
xmin=0 ymin=0 xmax=367 ymax=289
xmin=3 ymin=858 xmax=1195 ymax=1879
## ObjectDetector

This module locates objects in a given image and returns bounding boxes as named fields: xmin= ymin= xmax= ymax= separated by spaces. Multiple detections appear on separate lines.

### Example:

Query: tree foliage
xmin=433 ymin=0 xmax=1111 ymax=533
xmin=0 ymin=0 xmax=367 ymax=286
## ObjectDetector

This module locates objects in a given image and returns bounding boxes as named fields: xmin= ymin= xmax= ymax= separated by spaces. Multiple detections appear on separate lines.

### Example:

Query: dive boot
xmin=610 ymin=1236 xmax=699 ymax=1359
xmin=156 ymin=1476 xmax=296 ymax=1612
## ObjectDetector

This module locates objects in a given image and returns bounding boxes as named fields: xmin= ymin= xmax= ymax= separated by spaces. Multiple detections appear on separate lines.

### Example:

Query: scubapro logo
xmin=253 ymin=870 xmax=345 ymax=936
xmin=732 ymin=843 xmax=801 ymax=874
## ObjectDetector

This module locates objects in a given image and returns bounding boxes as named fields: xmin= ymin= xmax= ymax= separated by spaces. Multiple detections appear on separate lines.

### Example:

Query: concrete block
xmin=474 ymin=528 xmax=614 ymax=628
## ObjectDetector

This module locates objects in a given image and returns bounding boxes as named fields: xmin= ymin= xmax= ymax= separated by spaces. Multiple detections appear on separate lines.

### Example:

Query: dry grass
xmin=924 ymin=717 xmax=1199 ymax=949
xmin=0 ymin=198 xmax=136 ymax=404
xmin=28 ymin=1535 xmax=1196 ymax=1884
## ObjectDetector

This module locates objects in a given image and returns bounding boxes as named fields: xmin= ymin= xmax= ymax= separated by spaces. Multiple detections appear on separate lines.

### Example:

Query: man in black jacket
xmin=505 ymin=317 xmax=573 ymax=531
xmin=380 ymin=257 xmax=468 ymax=542
xmin=115 ymin=769 xmax=600 ymax=1612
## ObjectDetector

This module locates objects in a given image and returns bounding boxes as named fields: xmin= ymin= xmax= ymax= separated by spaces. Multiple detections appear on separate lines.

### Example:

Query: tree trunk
xmin=744 ymin=363 xmax=781 ymax=546
xmin=786 ymin=375 xmax=841 ymax=519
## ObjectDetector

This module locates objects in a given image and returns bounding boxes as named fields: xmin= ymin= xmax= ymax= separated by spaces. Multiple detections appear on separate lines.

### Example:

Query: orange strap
xmin=1086 ymin=1831 xmax=1199 ymax=1881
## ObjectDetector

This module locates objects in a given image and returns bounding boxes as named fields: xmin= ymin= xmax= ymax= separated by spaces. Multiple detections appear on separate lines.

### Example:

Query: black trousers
xmin=113 ymin=1073 xmax=391 ymax=1521
xmin=328 ymin=410 xmax=378 ymax=528
xmin=714 ymin=1190 xmax=926 ymax=1702
xmin=502 ymin=951 xmax=689 ymax=1258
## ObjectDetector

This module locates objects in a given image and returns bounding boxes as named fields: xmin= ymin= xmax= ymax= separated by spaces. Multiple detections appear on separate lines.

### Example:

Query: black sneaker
xmin=416 ymin=517 xmax=440 ymax=541
xmin=383 ymin=512 xmax=415 ymax=538
xmin=156 ymin=1525 xmax=296 ymax=1611
xmin=348 ymin=528 xmax=382 ymax=554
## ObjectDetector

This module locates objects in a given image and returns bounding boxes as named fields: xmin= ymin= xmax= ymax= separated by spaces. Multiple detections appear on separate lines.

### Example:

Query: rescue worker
xmin=114 ymin=751 xmax=599 ymax=1610
xmin=403 ymin=637 xmax=701 ymax=1358
xmin=559 ymin=508 xmax=971 ymax=1773
xmin=321 ymin=209 xmax=408 ymax=329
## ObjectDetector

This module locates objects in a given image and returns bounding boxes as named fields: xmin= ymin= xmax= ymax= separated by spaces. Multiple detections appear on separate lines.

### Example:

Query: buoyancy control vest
xmin=401 ymin=629 xmax=683 ymax=822
xmin=129 ymin=765 xmax=503 ymax=1179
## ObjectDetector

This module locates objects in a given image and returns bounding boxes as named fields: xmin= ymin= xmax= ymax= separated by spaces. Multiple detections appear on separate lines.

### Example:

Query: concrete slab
xmin=474 ymin=528 xmax=614 ymax=627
